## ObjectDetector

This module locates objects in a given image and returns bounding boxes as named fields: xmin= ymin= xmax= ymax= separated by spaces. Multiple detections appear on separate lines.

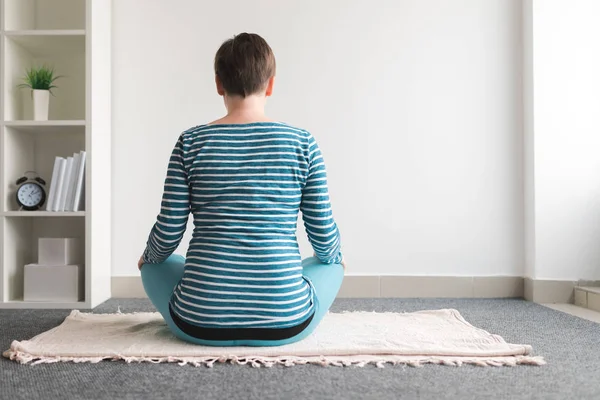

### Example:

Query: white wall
xmin=526 ymin=0 xmax=600 ymax=280
xmin=112 ymin=0 xmax=524 ymax=277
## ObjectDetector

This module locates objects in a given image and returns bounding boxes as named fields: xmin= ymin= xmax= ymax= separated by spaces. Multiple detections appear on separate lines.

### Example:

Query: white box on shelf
xmin=24 ymin=264 xmax=84 ymax=302
xmin=38 ymin=238 xmax=84 ymax=265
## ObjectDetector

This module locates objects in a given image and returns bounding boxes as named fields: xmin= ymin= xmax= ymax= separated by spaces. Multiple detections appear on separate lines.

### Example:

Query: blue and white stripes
xmin=143 ymin=122 xmax=342 ymax=329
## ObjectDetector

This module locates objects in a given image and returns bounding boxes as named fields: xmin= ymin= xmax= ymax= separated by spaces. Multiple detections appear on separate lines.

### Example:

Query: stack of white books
xmin=45 ymin=151 xmax=87 ymax=212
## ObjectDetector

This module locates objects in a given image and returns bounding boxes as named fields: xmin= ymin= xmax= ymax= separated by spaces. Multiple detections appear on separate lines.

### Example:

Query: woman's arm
xmin=141 ymin=134 xmax=190 ymax=265
xmin=300 ymin=134 xmax=343 ymax=264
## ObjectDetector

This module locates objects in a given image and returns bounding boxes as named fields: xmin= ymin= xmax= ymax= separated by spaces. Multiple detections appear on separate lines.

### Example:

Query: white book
xmin=45 ymin=157 xmax=63 ymax=211
xmin=65 ymin=152 xmax=80 ymax=212
xmin=57 ymin=157 xmax=74 ymax=212
xmin=51 ymin=158 xmax=68 ymax=212
xmin=73 ymin=151 xmax=86 ymax=212
xmin=78 ymin=180 xmax=86 ymax=211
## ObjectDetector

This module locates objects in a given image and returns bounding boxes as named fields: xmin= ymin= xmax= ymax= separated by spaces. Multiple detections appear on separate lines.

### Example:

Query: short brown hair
xmin=214 ymin=33 xmax=276 ymax=98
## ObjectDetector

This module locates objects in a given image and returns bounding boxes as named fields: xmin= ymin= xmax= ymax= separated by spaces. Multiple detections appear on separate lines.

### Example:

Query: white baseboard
xmin=112 ymin=277 xmax=146 ymax=299
xmin=524 ymin=278 xmax=576 ymax=304
xmin=112 ymin=275 xmax=527 ymax=300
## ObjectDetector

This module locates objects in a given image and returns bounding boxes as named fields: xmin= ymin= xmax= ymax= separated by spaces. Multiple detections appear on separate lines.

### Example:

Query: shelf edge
xmin=3 ymin=29 xmax=86 ymax=37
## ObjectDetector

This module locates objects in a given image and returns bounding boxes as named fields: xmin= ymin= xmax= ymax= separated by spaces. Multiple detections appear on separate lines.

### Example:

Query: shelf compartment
xmin=4 ymin=32 xmax=86 ymax=56
xmin=3 ymin=34 xmax=86 ymax=121
xmin=4 ymin=0 xmax=86 ymax=31
xmin=2 ymin=216 xmax=85 ymax=303
xmin=2 ymin=126 xmax=86 ymax=212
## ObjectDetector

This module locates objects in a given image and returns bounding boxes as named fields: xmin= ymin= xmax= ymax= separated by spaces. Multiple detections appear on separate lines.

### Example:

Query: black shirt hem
xmin=169 ymin=304 xmax=314 ymax=341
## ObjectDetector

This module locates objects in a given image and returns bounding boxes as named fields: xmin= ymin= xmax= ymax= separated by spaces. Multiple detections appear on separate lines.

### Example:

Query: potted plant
xmin=18 ymin=65 xmax=61 ymax=121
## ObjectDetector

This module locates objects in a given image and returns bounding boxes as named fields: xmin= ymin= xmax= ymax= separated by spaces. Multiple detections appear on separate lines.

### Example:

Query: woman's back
xmin=140 ymin=33 xmax=343 ymax=344
xmin=142 ymin=122 xmax=342 ymax=329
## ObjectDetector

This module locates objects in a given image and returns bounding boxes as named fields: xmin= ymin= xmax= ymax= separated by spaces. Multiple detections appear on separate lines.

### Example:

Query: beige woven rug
xmin=3 ymin=309 xmax=545 ymax=368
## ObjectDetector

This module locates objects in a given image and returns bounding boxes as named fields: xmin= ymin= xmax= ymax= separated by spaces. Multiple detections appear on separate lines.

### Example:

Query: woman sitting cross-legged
xmin=138 ymin=32 xmax=345 ymax=347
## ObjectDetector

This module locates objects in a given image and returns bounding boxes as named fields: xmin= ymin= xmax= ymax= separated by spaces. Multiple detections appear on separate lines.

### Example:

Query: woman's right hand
xmin=313 ymin=251 xmax=345 ymax=269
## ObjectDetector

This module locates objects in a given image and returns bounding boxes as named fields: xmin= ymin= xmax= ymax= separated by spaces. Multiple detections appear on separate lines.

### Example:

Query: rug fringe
xmin=2 ymin=348 xmax=546 ymax=368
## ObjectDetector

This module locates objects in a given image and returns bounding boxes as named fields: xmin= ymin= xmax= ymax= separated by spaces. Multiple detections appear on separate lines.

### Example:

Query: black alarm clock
xmin=16 ymin=171 xmax=47 ymax=211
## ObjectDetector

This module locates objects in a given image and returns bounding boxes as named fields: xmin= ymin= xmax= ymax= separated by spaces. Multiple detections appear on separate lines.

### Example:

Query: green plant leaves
xmin=17 ymin=65 xmax=62 ymax=95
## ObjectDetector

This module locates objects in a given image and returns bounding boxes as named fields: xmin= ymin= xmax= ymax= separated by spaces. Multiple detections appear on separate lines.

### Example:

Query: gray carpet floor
xmin=1 ymin=298 xmax=599 ymax=400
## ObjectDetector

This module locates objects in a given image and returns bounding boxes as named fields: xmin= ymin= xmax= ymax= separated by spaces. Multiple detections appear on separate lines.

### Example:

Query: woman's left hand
xmin=138 ymin=256 xmax=144 ymax=271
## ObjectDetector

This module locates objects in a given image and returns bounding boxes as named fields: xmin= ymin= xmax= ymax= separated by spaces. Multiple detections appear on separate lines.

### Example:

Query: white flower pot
xmin=33 ymin=89 xmax=50 ymax=121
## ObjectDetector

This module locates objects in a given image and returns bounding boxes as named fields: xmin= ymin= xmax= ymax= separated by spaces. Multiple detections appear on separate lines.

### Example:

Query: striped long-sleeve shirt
xmin=142 ymin=122 xmax=342 ymax=329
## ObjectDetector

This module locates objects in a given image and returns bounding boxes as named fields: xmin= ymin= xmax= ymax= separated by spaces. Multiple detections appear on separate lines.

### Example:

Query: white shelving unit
xmin=0 ymin=0 xmax=111 ymax=309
